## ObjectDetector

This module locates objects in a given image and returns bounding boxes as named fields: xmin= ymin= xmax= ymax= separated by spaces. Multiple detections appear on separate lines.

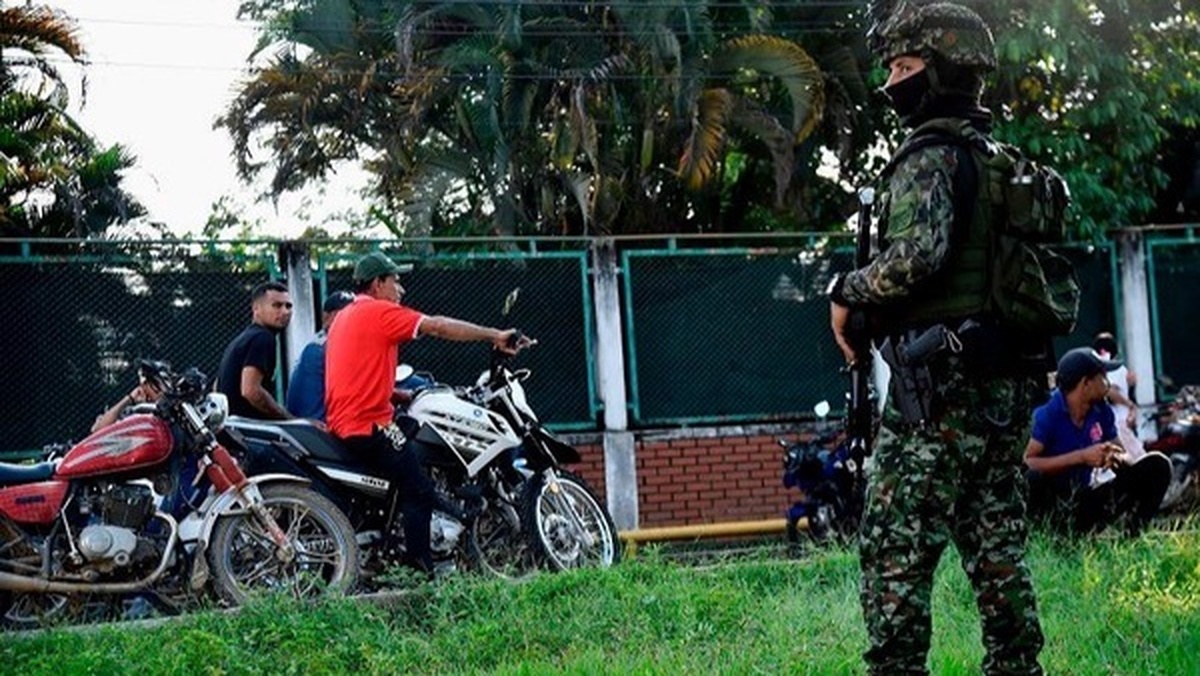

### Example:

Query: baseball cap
xmin=1056 ymin=347 xmax=1122 ymax=392
xmin=352 ymin=252 xmax=414 ymax=283
xmin=322 ymin=290 xmax=355 ymax=313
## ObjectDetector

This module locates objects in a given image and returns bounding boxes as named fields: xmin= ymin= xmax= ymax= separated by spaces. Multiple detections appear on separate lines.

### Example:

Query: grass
xmin=3 ymin=529 xmax=1199 ymax=674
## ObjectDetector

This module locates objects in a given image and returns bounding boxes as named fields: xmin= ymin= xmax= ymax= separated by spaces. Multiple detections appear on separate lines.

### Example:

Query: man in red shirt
xmin=325 ymin=251 xmax=530 ymax=572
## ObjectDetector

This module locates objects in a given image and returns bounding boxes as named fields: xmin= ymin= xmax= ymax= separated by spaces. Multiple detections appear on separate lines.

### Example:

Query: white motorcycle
xmin=402 ymin=335 xmax=620 ymax=575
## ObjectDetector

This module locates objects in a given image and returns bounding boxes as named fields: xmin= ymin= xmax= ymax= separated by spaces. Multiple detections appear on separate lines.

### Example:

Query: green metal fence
xmin=1146 ymin=228 xmax=1200 ymax=396
xmin=0 ymin=233 xmax=1157 ymax=458
xmin=0 ymin=240 xmax=280 ymax=458
xmin=0 ymin=239 xmax=597 ymax=457
xmin=623 ymin=240 xmax=854 ymax=425
xmin=621 ymin=240 xmax=1119 ymax=426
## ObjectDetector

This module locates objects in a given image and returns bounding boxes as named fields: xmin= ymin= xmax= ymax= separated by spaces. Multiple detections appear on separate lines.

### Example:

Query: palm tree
xmin=223 ymin=0 xmax=837 ymax=236
xmin=0 ymin=3 xmax=86 ymax=94
xmin=0 ymin=3 xmax=144 ymax=238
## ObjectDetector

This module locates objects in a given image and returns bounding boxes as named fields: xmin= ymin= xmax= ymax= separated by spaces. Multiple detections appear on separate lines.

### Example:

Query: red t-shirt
xmin=325 ymin=296 xmax=425 ymax=438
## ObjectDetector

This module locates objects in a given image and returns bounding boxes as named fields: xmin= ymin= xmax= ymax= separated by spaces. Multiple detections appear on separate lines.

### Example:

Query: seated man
xmin=286 ymin=290 xmax=355 ymax=422
xmin=91 ymin=380 xmax=162 ymax=433
xmin=1024 ymin=347 xmax=1171 ymax=536
xmin=216 ymin=281 xmax=294 ymax=419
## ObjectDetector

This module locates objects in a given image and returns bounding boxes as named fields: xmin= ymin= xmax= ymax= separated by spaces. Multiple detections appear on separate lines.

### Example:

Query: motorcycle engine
xmin=74 ymin=484 xmax=159 ymax=570
xmin=101 ymin=484 xmax=156 ymax=530
xmin=78 ymin=524 xmax=140 ymax=566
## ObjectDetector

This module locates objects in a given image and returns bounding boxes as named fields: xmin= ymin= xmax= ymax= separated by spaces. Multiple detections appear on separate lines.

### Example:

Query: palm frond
xmin=290 ymin=0 xmax=356 ymax=54
xmin=678 ymin=87 xmax=734 ymax=191
xmin=822 ymin=45 xmax=869 ymax=103
xmin=561 ymin=170 xmax=592 ymax=230
xmin=730 ymin=99 xmax=795 ymax=207
xmin=710 ymin=35 xmax=825 ymax=142
xmin=0 ymin=6 xmax=85 ymax=60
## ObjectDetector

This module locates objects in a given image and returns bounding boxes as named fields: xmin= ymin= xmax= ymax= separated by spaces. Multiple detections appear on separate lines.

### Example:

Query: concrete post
xmin=591 ymin=239 xmax=638 ymax=530
xmin=1117 ymin=230 xmax=1158 ymax=439
xmin=279 ymin=241 xmax=317 ymax=380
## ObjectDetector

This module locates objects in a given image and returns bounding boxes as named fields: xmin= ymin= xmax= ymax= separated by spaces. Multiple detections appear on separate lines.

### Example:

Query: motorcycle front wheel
xmin=520 ymin=470 xmax=620 ymax=570
xmin=208 ymin=484 xmax=359 ymax=605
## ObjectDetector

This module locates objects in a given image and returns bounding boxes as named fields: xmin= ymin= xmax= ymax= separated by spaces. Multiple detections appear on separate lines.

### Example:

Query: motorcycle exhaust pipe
xmin=0 ymin=512 xmax=178 ymax=595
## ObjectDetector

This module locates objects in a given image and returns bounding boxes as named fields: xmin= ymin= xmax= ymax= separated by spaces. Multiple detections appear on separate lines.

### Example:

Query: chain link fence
xmin=0 ymin=234 xmax=1143 ymax=458
xmin=623 ymin=240 xmax=854 ymax=425
xmin=1147 ymin=233 xmax=1200 ymax=393
xmin=622 ymin=241 xmax=1118 ymax=426
xmin=0 ymin=240 xmax=280 ymax=457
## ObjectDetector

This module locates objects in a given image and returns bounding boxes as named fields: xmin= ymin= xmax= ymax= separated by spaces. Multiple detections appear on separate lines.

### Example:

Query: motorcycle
xmin=781 ymin=401 xmax=867 ymax=544
xmin=406 ymin=337 xmax=620 ymax=573
xmin=226 ymin=334 xmax=620 ymax=580
xmin=0 ymin=360 xmax=358 ymax=627
xmin=1143 ymin=383 xmax=1200 ymax=510
xmin=224 ymin=412 xmax=496 ymax=581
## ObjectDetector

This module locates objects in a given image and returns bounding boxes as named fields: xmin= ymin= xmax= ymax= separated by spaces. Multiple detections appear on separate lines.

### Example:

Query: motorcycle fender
xmin=535 ymin=428 xmax=581 ymax=464
xmin=190 ymin=473 xmax=311 ymax=555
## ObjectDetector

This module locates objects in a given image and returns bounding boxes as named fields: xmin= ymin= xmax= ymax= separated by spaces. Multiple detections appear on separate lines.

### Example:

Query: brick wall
xmin=567 ymin=427 xmax=798 ymax=529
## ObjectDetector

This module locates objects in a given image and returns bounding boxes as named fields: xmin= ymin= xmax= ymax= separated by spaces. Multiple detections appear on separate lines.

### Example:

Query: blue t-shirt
xmin=1030 ymin=389 xmax=1117 ymax=490
xmin=286 ymin=333 xmax=328 ymax=421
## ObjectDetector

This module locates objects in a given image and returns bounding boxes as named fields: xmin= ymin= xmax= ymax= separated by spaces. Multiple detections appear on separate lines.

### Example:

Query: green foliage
xmin=221 ymin=1 xmax=1200 ymax=237
xmin=982 ymin=0 xmax=1200 ymax=238
xmin=221 ymin=0 xmax=837 ymax=236
xmin=5 ymin=532 xmax=1200 ymax=673
xmin=0 ymin=3 xmax=146 ymax=238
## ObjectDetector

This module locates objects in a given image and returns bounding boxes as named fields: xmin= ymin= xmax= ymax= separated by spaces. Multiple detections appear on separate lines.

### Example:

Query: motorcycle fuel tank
xmin=56 ymin=414 xmax=174 ymax=478
xmin=0 ymin=480 xmax=70 ymax=524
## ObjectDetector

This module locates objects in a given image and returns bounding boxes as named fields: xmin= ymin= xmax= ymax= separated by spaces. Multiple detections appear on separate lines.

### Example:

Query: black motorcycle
xmin=781 ymin=401 xmax=866 ymax=543
xmin=223 ymin=337 xmax=619 ymax=581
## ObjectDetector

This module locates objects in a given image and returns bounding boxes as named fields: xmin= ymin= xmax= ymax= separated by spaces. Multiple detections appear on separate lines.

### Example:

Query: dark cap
xmin=322 ymin=291 xmax=355 ymax=313
xmin=1056 ymin=347 xmax=1122 ymax=392
xmin=352 ymin=252 xmax=413 ymax=283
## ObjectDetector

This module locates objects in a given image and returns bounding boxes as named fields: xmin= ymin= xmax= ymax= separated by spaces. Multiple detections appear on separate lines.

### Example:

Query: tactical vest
xmin=874 ymin=117 xmax=993 ymax=330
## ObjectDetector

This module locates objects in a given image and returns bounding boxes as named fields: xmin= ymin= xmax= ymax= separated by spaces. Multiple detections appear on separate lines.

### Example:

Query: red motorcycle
xmin=0 ymin=361 xmax=358 ymax=627
xmin=1144 ymin=384 xmax=1200 ymax=510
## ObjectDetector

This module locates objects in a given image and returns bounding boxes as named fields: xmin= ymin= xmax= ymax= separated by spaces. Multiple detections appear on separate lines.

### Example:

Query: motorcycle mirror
xmin=502 ymin=287 xmax=521 ymax=317
xmin=814 ymin=401 xmax=831 ymax=419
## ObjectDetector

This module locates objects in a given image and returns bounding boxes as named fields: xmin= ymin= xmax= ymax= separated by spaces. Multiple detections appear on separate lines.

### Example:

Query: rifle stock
xmin=848 ymin=188 xmax=876 ymax=456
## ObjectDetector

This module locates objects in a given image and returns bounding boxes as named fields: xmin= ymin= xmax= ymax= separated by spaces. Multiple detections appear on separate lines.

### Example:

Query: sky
xmin=45 ymin=0 xmax=365 ymax=238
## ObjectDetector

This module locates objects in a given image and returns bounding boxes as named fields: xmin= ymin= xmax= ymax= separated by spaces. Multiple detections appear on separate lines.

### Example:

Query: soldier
xmin=828 ymin=3 xmax=1048 ymax=674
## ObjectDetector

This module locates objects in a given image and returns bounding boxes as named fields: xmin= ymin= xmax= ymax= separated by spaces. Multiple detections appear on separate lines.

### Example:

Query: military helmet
xmin=871 ymin=2 xmax=996 ymax=71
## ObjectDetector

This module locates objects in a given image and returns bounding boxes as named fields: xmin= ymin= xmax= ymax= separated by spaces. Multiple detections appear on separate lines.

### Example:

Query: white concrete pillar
xmin=1117 ymin=230 xmax=1158 ymax=440
xmin=279 ymin=241 xmax=317 ymax=380
xmin=591 ymin=239 xmax=638 ymax=530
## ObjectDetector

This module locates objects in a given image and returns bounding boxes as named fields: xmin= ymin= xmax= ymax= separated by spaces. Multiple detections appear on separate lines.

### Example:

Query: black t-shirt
xmin=216 ymin=324 xmax=279 ymax=418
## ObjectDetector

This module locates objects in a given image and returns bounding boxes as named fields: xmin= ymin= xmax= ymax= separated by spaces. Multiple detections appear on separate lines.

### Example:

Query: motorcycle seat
xmin=0 ymin=461 xmax=57 ymax=485
xmin=273 ymin=421 xmax=352 ymax=462
xmin=226 ymin=416 xmax=352 ymax=463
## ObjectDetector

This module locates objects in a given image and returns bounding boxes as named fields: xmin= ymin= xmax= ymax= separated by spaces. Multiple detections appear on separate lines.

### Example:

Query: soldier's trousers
xmin=859 ymin=369 xmax=1045 ymax=675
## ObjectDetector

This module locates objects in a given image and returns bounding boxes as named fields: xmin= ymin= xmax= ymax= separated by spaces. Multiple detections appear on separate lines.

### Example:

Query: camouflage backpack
xmin=889 ymin=118 xmax=1080 ymax=335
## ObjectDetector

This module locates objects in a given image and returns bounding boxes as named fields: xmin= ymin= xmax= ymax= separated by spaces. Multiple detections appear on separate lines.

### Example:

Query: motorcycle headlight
xmin=197 ymin=393 xmax=229 ymax=431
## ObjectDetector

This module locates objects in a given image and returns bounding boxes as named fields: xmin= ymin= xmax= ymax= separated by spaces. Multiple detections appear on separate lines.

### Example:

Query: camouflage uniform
xmin=834 ymin=3 xmax=1046 ymax=674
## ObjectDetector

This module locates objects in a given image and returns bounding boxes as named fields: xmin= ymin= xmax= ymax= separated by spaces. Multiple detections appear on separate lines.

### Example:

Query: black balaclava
xmin=885 ymin=52 xmax=991 ymax=129
xmin=882 ymin=67 xmax=931 ymax=120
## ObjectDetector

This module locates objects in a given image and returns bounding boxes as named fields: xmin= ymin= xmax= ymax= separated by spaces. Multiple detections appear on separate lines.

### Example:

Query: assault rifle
xmin=846 ymin=188 xmax=876 ymax=457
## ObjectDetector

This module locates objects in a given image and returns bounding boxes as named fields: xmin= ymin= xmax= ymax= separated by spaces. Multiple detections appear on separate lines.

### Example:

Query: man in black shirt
xmin=216 ymin=281 xmax=294 ymax=419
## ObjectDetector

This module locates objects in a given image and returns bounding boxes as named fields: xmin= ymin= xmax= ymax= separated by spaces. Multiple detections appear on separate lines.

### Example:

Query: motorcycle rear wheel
xmin=208 ymin=484 xmax=359 ymax=605
xmin=520 ymin=470 xmax=620 ymax=570
xmin=466 ymin=496 xmax=537 ymax=579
